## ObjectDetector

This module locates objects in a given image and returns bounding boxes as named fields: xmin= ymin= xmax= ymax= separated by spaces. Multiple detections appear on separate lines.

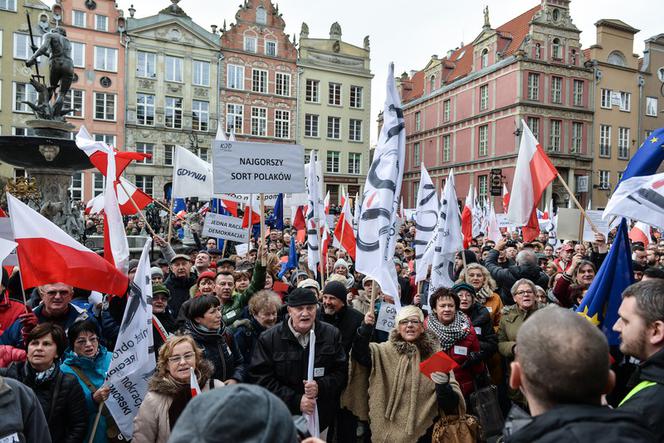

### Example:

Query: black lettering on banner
xmin=177 ymin=168 xmax=206 ymax=181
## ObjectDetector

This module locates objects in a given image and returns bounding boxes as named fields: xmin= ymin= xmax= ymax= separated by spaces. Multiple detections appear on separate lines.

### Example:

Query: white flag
xmin=104 ymin=148 xmax=129 ymax=273
xmin=105 ymin=239 xmax=155 ymax=439
xmin=414 ymin=163 xmax=438 ymax=283
xmin=430 ymin=170 xmax=463 ymax=290
xmin=306 ymin=151 xmax=323 ymax=274
xmin=487 ymin=202 xmax=503 ymax=243
xmin=472 ymin=187 xmax=482 ymax=237
xmin=215 ymin=120 xmax=228 ymax=141
xmin=172 ymin=146 xmax=213 ymax=199
xmin=356 ymin=63 xmax=405 ymax=304
xmin=603 ymin=172 xmax=664 ymax=231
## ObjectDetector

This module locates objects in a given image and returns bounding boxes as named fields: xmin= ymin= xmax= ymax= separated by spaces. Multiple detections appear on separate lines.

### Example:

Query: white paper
xmin=376 ymin=302 xmax=397 ymax=333
xmin=235 ymin=243 xmax=249 ymax=257
xmin=582 ymin=209 xmax=610 ymax=242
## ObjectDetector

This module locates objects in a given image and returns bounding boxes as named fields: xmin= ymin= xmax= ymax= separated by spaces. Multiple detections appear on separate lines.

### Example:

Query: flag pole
xmin=369 ymin=280 xmax=378 ymax=315
xmin=87 ymin=403 xmax=104 ymax=443
xmin=246 ymin=194 xmax=253 ymax=253
xmin=6 ymin=192 xmax=30 ymax=308
xmin=117 ymin=181 xmax=158 ymax=237
xmin=259 ymin=193 xmax=266 ymax=267
xmin=555 ymin=173 xmax=599 ymax=233
xmin=166 ymin=197 xmax=175 ymax=245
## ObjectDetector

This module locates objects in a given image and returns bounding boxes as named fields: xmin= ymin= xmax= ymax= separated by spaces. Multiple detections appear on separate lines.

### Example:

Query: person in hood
xmin=503 ymin=306 xmax=654 ymax=442
xmin=614 ymin=280 xmax=664 ymax=441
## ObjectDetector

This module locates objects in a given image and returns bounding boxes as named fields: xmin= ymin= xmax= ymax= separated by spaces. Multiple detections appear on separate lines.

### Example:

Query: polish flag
xmin=220 ymin=199 xmax=238 ymax=217
xmin=7 ymin=193 xmax=129 ymax=296
xmin=197 ymin=202 xmax=210 ymax=216
xmin=75 ymin=126 xmax=150 ymax=179
xmin=241 ymin=195 xmax=261 ymax=228
xmin=333 ymin=192 xmax=356 ymax=260
xmin=190 ymin=367 xmax=201 ymax=397
xmin=85 ymin=178 xmax=153 ymax=216
xmin=502 ymin=183 xmax=510 ymax=212
xmin=461 ymin=184 xmax=474 ymax=248
xmin=629 ymin=221 xmax=651 ymax=246
xmin=507 ymin=119 xmax=558 ymax=242
xmin=320 ymin=192 xmax=331 ymax=272
xmin=103 ymin=149 xmax=130 ymax=272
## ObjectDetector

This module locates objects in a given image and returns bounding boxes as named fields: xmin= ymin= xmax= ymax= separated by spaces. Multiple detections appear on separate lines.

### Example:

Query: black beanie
xmin=323 ymin=280 xmax=348 ymax=305
xmin=286 ymin=287 xmax=318 ymax=307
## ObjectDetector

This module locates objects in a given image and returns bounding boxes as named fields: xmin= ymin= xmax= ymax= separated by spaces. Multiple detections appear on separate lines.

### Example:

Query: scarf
xmin=427 ymin=311 xmax=470 ymax=351
xmin=167 ymin=378 xmax=192 ymax=430
xmin=33 ymin=363 xmax=57 ymax=385
xmin=475 ymin=285 xmax=493 ymax=304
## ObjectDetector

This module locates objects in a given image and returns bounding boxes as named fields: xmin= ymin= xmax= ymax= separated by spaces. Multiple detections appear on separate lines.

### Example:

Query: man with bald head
xmin=504 ymin=306 xmax=653 ymax=442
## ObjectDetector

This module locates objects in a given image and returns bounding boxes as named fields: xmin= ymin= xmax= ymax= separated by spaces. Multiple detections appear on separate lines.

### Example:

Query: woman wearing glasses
xmin=133 ymin=335 xmax=224 ymax=443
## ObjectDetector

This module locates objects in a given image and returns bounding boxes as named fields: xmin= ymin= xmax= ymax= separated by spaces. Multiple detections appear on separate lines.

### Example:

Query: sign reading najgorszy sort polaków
xmin=213 ymin=140 xmax=305 ymax=194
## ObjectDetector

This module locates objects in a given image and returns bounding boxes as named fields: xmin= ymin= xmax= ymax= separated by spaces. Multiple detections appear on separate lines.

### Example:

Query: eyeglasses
xmin=74 ymin=336 xmax=98 ymax=346
xmin=167 ymin=352 xmax=196 ymax=364
xmin=398 ymin=319 xmax=422 ymax=326
xmin=46 ymin=290 xmax=71 ymax=296
xmin=515 ymin=290 xmax=534 ymax=296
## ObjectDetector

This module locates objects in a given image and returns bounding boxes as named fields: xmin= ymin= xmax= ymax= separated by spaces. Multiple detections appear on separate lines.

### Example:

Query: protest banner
xmin=376 ymin=302 xmax=397 ymax=333
xmin=213 ymin=140 xmax=305 ymax=194
xmin=218 ymin=192 xmax=279 ymax=207
xmin=0 ymin=218 xmax=18 ymax=266
xmin=202 ymin=213 xmax=250 ymax=242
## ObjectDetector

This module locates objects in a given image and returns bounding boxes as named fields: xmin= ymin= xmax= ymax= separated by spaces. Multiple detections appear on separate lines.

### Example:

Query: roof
xmin=594 ymin=19 xmax=640 ymax=34
xmin=401 ymin=70 xmax=425 ymax=103
xmin=582 ymin=48 xmax=591 ymax=61
xmin=496 ymin=4 xmax=541 ymax=56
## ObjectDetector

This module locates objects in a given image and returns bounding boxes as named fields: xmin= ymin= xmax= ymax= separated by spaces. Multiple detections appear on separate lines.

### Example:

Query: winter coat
xmin=249 ymin=318 xmax=348 ymax=431
xmin=484 ymin=249 xmax=549 ymax=305
xmin=184 ymin=321 xmax=246 ymax=383
xmin=165 ymin=274 xmax=197 ymax=319
xmin=132 ymin=360 xmax=224 ymax=443
xmin=483 ymin=291 xmax=504 ymax=331
xmin=0 ymin=345 xmax=26 ymax=368
xmin=320 ymin=305 xmax=364 ymax=355
xmin=464 ymin=303 xmax=498 ymax=363
xmin=0 ymin=297 xmax=25 ymax=336
xmin=223 ymin=262 xmax=266 ymax=328
xmin=351 ymin=290 xmax=371 ymax=315
xmin=0 ymin=361 xmax=88 ymax=443
xmin=618 ymin=347 xmax=664 ymax=441
xmin=233 ymin=316 xmax=267 ymax=366
xmin=60 ymin=348 xmax=115 ymax=443
xmin=0 ymin=375 xmax=51 ymax=443
xmin=505 ymin=404 xmax=654 ymax=442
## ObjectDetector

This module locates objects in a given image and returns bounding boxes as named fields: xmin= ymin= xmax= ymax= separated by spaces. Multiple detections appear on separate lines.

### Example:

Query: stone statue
xmin=364 ymin=35 xmax=370 ymax=51
xmin=300 ymin=22 xmax=309 ymax=39
xmin=483 ymin=6 xmax=491 ymax=28
xmin=25 ymin=27 xmax=74 ymax=120
xmin=330 ymin=22 xmax=342 ymax=39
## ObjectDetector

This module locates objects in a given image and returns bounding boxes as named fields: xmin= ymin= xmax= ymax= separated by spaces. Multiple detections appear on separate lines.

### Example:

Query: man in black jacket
xmin=320 ymin=281 xmax=364 ymax=354
xmin=503 ymin=306 xmax=653 ymax=442
xmin=164 ymin=254 xmax=197 ymax=318
xmin=614 ymin=279 xmax=664 ymax=441
xmin=485 ymin=239 xmax=549 ymax=305
xmin=249 ymin=288 xmax=347 ymax=434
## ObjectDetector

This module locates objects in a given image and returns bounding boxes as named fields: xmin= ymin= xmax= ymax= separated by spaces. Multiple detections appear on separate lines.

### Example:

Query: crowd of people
xmin=0 ymin=208 xmax=663 ymax=442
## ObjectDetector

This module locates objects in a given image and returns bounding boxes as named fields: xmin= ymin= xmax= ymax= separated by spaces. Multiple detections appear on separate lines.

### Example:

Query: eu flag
xmin=278 ymin=236 xmax=298 ymax=279
xmin=266 ymin=193 xmax=284 ymax=231
xmin=576 ymin=219 xmax=634 ymax=345
xmin=619 ymin=127 xmax=664 ymax=183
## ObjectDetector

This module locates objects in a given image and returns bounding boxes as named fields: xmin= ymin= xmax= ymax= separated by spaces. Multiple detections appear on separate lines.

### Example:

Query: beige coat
xmin=132 ymin=361 xmax=224 ymax=443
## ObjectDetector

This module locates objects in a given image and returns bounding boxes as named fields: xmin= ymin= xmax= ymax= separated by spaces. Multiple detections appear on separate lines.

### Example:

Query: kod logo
xmin=219 ymin=142 xmax=232 ymax=152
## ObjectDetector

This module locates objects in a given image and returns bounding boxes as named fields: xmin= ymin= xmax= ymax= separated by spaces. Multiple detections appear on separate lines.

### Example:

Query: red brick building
xmin=220 ymin=0 xmax=297 ymax=143
xmin=399 ymin=0 xmax=593 ymax=212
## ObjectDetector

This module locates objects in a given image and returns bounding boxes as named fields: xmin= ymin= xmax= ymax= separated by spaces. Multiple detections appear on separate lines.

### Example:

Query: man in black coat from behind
xmin=503 ymin=306 xmax=654 ymax=442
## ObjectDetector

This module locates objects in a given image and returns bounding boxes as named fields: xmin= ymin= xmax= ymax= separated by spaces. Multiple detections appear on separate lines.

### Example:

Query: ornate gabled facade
xmin=123 ymin=1 xmax=221 ymax=199
xmin=219 ymin=0 xmax=297 ymax=144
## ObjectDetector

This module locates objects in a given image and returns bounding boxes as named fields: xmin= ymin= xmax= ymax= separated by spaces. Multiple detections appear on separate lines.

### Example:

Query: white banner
xmin=0 ymin=218 xmax=18 ymax=266
xmin=213 ymin=140 xmax=305 ymax=194
xmin=105 ymin=240 xmax=155 ymax=440
xmin=202 ymin=213 xmax=249 ymax=242
xmin=218 ymin=193 xmax=278 ymax=207
xmin=173 ymin=146 xmax=214 ymax=199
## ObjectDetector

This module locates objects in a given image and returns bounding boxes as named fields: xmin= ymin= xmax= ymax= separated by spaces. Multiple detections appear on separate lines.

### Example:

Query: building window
xmin=0 ymin=0 xmax=16 ymax=11
xmin=72 ymin=10 xmax=86 ymax=27
xmin=327 ymin=151 xmax=340 ymax=173
xmin=274 ymin=110 xmax=289 ymax=139
xmin=275 ymin=72 xmax=290 ymax=96
xmin=93 ymin=134 xmax=116 ymax=147
xmin=607 ymin=51 xmax=626 ymax=67
xmin=304 ymin=114 xmax=319 ymax=137
xmin=350 ymin=85 xmax=363 ymax=108
xmin=192 ymin=100 xmax=209 ymax=131
xmin=12 ymin=127 xmax=35 ymax=136
xmin=526 ymin=117 xmax=540 ymax=140
xmin=646 ymin=97 xmax=658 ymax=116
xmin=527 ymin=73 xmax=539 ymax=100
xmin=197 ymin=148 xmax=209 ymax=162
xmin=442 ymin=135 xmax=451 ymax=162
xmin=95 ymin=14 xmax=108 ymax=31
xmin=413 ymin=142 xmax=420 ymax=165
xmin=93 ymin=172 xmax=105 ymax=197
xmin=164 ymin=97 xmax=182 ymax=129
xmin=251 ymin=107 xmax=267 ymax=136
xmin=598 ymin=170 xmax=610 ymax=189
xmin=328 ymin=82 xmax=341 ymax=106
xmin=443 ymin=100 xmax=451 ymax=122
xmin=136 ymin=93 xmax=154 ymax=125
xmin=551 ymin=76 xmax=562 ymax=104
xmin=481 ymin=48 xmax=488 ymax=68
xmin=348 ymin=153 xmax=361 ymax=175
xmin=193 ymin=60 xmax=210 ymax=86
xmin=552 ymin=38 xmax=562 ymax=60
xmin=252 ymin=69 xmax=267 ymax=93
xmin=165 ymin=56 xmax=183 ymax=82
xmin=227 ymin=64 xmax=244 ymax=90
xmin=94 ymin=92 xmax=115 ymax=120
xmin=265 ymin=40 xmax=277 ymax=56
xmin=549 ymin=120 xmax=561 ymax=151
xmin=620 ymin=92 xmax=631 ymax=112
xmin=135 ymin=143 xmax=153 ymax=164
xmin=415 ymin=112 xmax=421 ymax=131
xmin=571 ymin=122 xmax=582 ymax=153
xmin=327 ymin=117 xmax=340 ymax=139
xmin=573 ymin=79 xmax=583 ymax=106
xmin=71 ymin=42 xmax=85 ymax=68
xmin=479 ymin=84 xmax=489 ymax=111
xmin=599 ymin=124 xmax=611 ymax=157
xmin=306 ymin=79 xmax=319 ymax=102
xmin=349 ymin=119 xmax=362 ymax=142
xmin=256 ymin=6 xmax=267 ymax=24
xmin=135 ymin=175 xmax=153 ymax=195
xmin=429 ymin=76 xmax=435 ymax=93
xmin=13 ymin=82 xmax=37 ymax=112
xmin=244 ymin=36 xmax=257 ymax=53
xmin=618 ymin=127 xmax=630 ymax=159
xmin=136 ymin=51 xmax=156 ymax=78
xmin=478 ymin=175 xmax=488 ymax=199
xmin=13 ymin=33 xmax=40 ymax=60
xmin=69 ymin=172 xmax=83 ymax=201
xmin=164 ymin=145 xmax=174 ymax=166
xmin=600 ymin=89 xmax=611 ymax=109
xmin=94 ymin=46 xmax=117 ymax=72
xmin=478 ymin=125 xmax=488 ymax=156
xmin=65 ymin=90 xmax=84 ymax=118
xmin=226 ymin=104 xmax=243 ymax=134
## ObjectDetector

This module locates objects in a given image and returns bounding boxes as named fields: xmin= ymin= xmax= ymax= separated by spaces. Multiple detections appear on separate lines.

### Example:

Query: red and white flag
xmin=86 ymin=178 xmax=153 ymax=216
xmin=319 ymin=192 xmax=332 ymax=272
xmin=7 ymin=193 xmax=129 ymax=296
xmin=333 ymin=190 xmax=356 ymax=260
xmin=241 ymin=194 xmax=261 ymax=228
xmin=629 ymin=221 xmax=651 ymax=246
xmin=190 ymin=367 xmax=201 ymax=397
xmin=104 ymin=149 xmax=130 ymax=272
xmin=507 ymin=119 xmax=558 ymax=242
xmin=502 ymin=183 xmax=510 ymax=212
xmin=461 ymin=184 xmax=474 ymax=248
xmin=75 ymin=126 xmax=150 ymax=179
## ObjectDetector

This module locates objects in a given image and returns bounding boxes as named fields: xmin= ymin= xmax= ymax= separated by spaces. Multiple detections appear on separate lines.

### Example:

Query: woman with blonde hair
xmin=133 ymin=335 xmax=224 ymax=443
xmin=457 ymin=263 xmax=503 ymax=331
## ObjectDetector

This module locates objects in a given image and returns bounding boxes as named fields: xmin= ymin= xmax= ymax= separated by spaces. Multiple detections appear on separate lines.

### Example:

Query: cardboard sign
xmin=556 ymin=208 xmax=583 ymax=241
xmin=213 ymin=140 xmax=305 ymax=194
xmin=376 ymin=302 xmax=397 ymax=332
xmin=202 ymin=213 xmax=249 ymax=242
xmin=0 ymin=218 xmax=18 ymax=266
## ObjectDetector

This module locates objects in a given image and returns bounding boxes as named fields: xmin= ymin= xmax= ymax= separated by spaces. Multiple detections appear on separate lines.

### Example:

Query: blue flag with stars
xmin=619 ymin=127 xmax=664 ymax=183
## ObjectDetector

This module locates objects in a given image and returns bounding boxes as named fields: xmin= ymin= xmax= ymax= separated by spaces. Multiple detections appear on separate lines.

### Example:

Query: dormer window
xmin=256 ymin=6 xmax=267 ymax=25
xmin=481 ymin=48 xmax=488 ymax=68
xmin=552 ymin=38 xmax=561 ymax=60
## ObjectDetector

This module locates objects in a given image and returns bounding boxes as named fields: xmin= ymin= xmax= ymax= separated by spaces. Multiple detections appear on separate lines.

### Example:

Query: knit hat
xmin=150 ymin=267 xmax=163 ymax=278
xmin=152 ymin=283 xmax=170 ymax=298
xmin=286 ymin=288 xmax=318 ymax=307
xmin=395 ymin=305 xmax=424 ymax=325
xmin=127 ymin=259 xmax=140 ymax=274
xmin=197 ymin=271 xmax=217 ymax=283
xmin=451 ymin=282 xmax=476 ymax=298
xmin=322 ymin=281 xmax=347 ymax=305
xmin=290 ymin=271 xmax=309 ymax=287
xmin=297 ymin=278 xmax=320 ymax=292
xmin=333 ymin=259 xmax=349 ymax=270
xmin=168 ymin=385 xmax=297 ymax=443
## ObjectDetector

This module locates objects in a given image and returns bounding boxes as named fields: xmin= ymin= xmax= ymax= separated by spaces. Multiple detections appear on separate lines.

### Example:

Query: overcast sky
xmin=117 ymin=0 xmax=661 ymax=143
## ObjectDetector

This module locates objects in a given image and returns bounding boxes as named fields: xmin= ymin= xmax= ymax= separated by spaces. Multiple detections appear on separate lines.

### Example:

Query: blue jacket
xmin=0 ymin=303 xmax=97 ymax=348
xmin=60 ymin=348 xmax=113 ymax=443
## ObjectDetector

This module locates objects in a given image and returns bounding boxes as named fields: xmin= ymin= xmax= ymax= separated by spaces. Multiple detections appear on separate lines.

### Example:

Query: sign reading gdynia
xmin=213 ymin=140 xmax=305 ymax=194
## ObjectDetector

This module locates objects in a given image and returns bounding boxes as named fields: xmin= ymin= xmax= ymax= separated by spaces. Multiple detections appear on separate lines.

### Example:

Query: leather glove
xmin=19 ymin=309 xmax=38 ymax=345
xmin=430 ymin=371 xmax=449 ymax=384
